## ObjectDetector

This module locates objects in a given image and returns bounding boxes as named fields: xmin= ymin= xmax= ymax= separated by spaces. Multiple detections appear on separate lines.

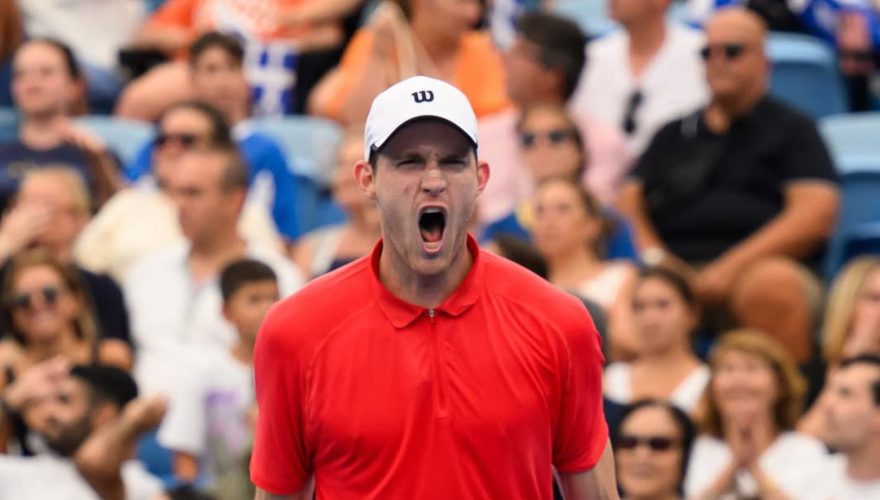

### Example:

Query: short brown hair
xmin=701 ymin=330 xmax=806 ymax=437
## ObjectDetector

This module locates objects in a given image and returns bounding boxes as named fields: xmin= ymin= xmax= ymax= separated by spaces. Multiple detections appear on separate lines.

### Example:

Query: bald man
xmin=619 ymin=7 xmax=840 ymax=363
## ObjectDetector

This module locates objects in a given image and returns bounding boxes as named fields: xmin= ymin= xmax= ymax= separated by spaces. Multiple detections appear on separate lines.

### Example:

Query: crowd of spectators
xmin=1 ymin=0 xmax=880 ymax=499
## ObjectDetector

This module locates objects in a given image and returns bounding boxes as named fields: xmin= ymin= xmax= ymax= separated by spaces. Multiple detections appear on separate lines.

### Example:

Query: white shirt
xmin=571 ymin=23 xmax=710 ymax=156
xmin=0 ymin=454 xmax=162 ymax=500
xmin=803 ymin=454 xmax=880 ymax=500
xmin=604 ymin=363 xmax=710 ymax=414
xmin=685 ymin=432 xmax=830 ymax=499
xmin=124 ymin=240 xmax=303 ymax=396
xmin=158 ymin=348 xmax=253 ymax=483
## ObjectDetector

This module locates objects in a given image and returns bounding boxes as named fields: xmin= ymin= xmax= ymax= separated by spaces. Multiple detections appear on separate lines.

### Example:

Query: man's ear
xmin=354 ymin=160 xmax=378 ymax=201
xmin=476 ymin=160 xmax=490 ymax=196
xmin=90 ymin=403 xmax=118 ymax=430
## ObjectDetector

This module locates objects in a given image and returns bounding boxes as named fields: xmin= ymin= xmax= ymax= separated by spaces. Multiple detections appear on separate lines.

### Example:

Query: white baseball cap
xmin=363 ymin=75 xmax=479 ymax=160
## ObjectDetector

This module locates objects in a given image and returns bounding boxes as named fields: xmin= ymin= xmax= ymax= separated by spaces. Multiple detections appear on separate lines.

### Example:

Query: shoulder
xmin=772 ymin=431 xmax=828 ymax=455
xmin=124 ymin=244 xmax=187 ymax=284
xmin=759 ymin=97 xmax=817 ymax=130
xmin=669 ymin=23 xmax=706 ymax=47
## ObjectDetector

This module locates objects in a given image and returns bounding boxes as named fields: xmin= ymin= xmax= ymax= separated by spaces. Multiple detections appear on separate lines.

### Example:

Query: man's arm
xmin=558 ymin=440 xmax=619 ymax=500
xmin=616 ymin=180 xmax=664 ymax=252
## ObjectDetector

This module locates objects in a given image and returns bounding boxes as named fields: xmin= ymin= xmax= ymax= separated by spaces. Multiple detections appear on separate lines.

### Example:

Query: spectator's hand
xmin=843 ymin=306 xmax=880 ymax=358
xmin=729 ymin=424 xmax=760 ymax=470
xmin=120 ymin=396 xmax=167 ymax=434
xmin=0 ymin=202 xmax=53 ymax=256
xmin=56 ymin=122 xmax=109 ymax=159
xmin=370 ymin=2 xmax=401 ymax=60
xmin=695 ymin=257 xmax=741 ymax=305
xmin=2 ymin=356 xmax=70 ymax=412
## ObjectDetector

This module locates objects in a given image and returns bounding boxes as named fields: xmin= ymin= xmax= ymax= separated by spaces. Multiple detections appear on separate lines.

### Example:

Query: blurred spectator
xmin=157 ymin=259 xmax=277 ymax=485
xmin=75 ymin=101 xmax=282 ymax=282
xmin=117 ymin=0 xmax=348 ymax=120
xmin=814 ymin=354 xmax=880 ymax=498
xmin=308 ymin=0 xmax=510 ymax=124
xmin=618 ymin=8 xmax=839 ymax=362
xmin=532 ymin=177 xmax=637 ymax=356
xmin=686 ymin=330 xmax=828 ymax=499
xmin=685 ymin=0 xmax=803 ymax=31
xmin=126 ymin=32 xmax=302 ymax=245
xmin=478 ymin=11 xmax=631 ymax=225
xmin=16 ymin=0 xmax=146 ymax=113
xmin=799 ymin=257 xmax=880 ymax=439
xmin=0 ymin=0 xmax=24 ymax=107
xmin=0 ymin=169 xmax=132 ymax=362
xmin=293 ymin=131 xmax=380 ymax=279
xmin=0 ymin=39 xmax=124 ymax=210
xmin=570 ymin=0 xmax=709 ymax=156
xmin=614 ymin=399 xmax=696 ymax=500
xmin=605 ymin=267 xmax=709 ymax=409
xmin=123 ymin=146 xmax=302 ymax=396
xmin=0 ymin=360 xmax=164 ymax=498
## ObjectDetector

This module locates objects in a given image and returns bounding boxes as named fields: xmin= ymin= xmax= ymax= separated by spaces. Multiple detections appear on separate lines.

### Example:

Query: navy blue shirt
xmin=0 ymin=140 xmax=96 ymax=211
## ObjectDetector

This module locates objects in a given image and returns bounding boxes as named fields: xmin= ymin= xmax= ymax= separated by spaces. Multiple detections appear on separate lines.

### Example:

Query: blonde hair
xmin=822 ymin=257 xmax=880 ymax=366
xmin=20 ymin=167 xmax=92 ymax=216
xmin=701 ymin=330 xmax=806 ymax=437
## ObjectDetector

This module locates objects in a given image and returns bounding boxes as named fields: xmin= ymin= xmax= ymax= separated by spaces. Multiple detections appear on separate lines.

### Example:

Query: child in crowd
xmin=156 ymin=259 xmax=279 ymax=491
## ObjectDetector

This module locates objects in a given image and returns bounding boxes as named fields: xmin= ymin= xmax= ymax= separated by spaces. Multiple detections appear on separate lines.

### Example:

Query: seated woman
xmin=481 ymin=103 xmax=637 ymax=261
xmin=293 ymin=131 xmax=380 ymax=279
xmin=615 ymin=399 xmax=696 ymax=500
xmin=0 ymin=249 xmax=130 ymax=454
xmin=532 ymin=176 xmax=637 ymax=359
xmin=604 ymin=267 xmax=709 ymax=412
xmin=799 ymin=256 xmax=880 ymax=440
xmin=686 ymin=330 xmax=828 ymax=500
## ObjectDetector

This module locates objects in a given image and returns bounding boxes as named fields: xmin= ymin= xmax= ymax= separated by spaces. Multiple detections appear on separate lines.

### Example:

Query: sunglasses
xmin=622 ymin=90 xmax=644 ymax=136
xmin=8 ymin=286 xmax=63 ymax=311
xmin=617 ymin=435 xmax=678 ymax=452
xmin=520 ymin=129 xmax=577 ymax=148
xmin=700 ymin=43 xmax=746 ymax=61
xmin=154 ymin=133 xmax=200 ymax=149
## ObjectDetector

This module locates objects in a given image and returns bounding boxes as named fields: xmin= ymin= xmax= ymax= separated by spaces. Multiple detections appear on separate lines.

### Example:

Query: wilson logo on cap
xmin=411 ymin=90 xmax=434 ymax=103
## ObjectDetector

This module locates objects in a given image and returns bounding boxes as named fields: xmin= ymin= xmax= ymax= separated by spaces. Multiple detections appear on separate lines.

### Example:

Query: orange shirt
xmin=250 ymin=235 xmax=607 ymax=498
xmin=318 ymin=29 xmax=511 ymax=120
xmin=149 ymin=0 xmax=307 ymax=42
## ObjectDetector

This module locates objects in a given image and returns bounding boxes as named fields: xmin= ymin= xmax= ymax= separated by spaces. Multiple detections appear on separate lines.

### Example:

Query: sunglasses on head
xmin=700 ymin=43 xmax=746 ymax=61
xmin=617 ymin=434 xmax=678 ymax=452
xmin=8 ymin=286 xmax=63 ymax=312
xmin=154 ymin=133 xmax=200 ymax=149
xmin=519 ymin=129 xmax=577 ymax=148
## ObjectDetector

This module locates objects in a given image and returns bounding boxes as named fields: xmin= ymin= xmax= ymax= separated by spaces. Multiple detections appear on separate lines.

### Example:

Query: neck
xmin=19 ymin=114 xmax=67 ymax=149
xmin=706 ymin=89 xmax=764 ymax=130
xmin=547 ymin=247 xmax=601 ymax=286
xmin=626 ymin=15 xmax=667 ymax=57
xmin=349 ymin=207 xmax=382 ymax=237
xmin=845 ymin=438 xmax=880 ymax=481
xmin=411 ymin=20 xmax=459 ymax=63
xmin=639 ymin=342 xmax=695 ymax=366
xmin=190 ymin=228 xmax=245 ymax=258
xmin=231 ymin=340 xmax=255 ymax=365
xmin=379 ymin=238 xmax=473 ymax=309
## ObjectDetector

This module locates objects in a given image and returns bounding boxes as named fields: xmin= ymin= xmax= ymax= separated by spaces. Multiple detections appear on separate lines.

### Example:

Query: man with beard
xmin=0 ymin=359 xmax=164 ymax=499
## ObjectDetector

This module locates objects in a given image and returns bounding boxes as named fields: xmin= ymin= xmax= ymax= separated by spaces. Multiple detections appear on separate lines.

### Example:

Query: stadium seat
xmin=244 ymin=116 xmax=342 ymax=188
xmin=824 ymin=157 xmax=880 ymax=279
xmin=74 ymin=115 xmax=155 ymax=166
xmin=820 ymin=112 xmax=880 ymax=161
xmin=767 ymin=33 xmax=848 ymax=120
xmin=0 ymin=107 xmax=17 ymax=142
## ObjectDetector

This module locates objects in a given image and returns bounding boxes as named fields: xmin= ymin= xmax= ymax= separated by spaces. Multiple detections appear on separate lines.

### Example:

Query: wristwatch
xmin=641 ymin=246 xmax=667 ymax=267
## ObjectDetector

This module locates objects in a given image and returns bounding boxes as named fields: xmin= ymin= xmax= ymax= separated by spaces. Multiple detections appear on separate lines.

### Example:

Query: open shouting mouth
xmin=418 ymin=206 xmax=447 ymax=255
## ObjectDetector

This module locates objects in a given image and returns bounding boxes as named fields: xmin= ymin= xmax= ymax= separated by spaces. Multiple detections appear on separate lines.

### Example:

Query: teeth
xmin=423 ymin=207 xmax=442 ymax=214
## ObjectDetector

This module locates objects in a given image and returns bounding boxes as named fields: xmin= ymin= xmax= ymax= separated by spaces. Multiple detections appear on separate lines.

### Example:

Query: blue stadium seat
xmin=824 ymin=157 xmax=880 ymax=279
xmin=74 ymin=115 xmax=155 ymax=166
xmin=820 ymin=112 xmax=880 ymax=161
xmin=0 ymin=107 xmax=17 ymax=142
xmin=244 ymin=116 xmax=342 ymax=188
xmin=767 ymin=33 xmax=848 ymax=119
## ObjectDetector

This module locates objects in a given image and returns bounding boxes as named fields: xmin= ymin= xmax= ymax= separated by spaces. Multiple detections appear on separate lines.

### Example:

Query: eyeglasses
xmin=154 ymin=133 xmax=200 ymax=149
xmin=7 ymin=286 xmax=63 ymax=312
xmin=622 ymin=90 xmax=643 ymax=136
xmin=700 ymin=43 xmax=746 ymax=61
xmin=519 ymin=129 xmax=578 ymax=148
xmin=617 ymin=434 xmax=678 ymax=452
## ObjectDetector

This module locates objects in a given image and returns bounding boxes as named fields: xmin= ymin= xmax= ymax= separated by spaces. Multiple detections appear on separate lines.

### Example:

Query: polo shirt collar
xmin=370 ymin=234 xmax=484 ymax=328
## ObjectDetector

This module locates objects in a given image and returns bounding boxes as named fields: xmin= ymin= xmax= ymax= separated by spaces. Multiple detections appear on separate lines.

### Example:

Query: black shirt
xmin=632 ymin=96 xmax=838 ymax=263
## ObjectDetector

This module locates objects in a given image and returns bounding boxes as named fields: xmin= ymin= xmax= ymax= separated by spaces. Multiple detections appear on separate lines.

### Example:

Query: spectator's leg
xmin=114 ymin=61 xmax=194 ymax=121
xmin=729 ymin=257 xmax=815 ymax=363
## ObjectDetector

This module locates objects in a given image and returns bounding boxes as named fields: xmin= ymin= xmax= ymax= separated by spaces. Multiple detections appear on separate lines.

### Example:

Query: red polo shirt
xmin=250 ymin=235 xmax=607 ymax=498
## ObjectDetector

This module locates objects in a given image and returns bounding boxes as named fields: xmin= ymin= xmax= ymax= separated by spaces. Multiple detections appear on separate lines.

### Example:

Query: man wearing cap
xmin=250 ymin=76 xmax=616 ymax=500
